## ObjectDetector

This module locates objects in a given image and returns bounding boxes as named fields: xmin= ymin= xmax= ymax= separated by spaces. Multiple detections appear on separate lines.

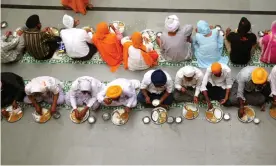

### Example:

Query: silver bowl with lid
xmin=167 ymin=116 xmax=174 ymax=124
xmin=102 ymin=113 xmax=111 ymax=121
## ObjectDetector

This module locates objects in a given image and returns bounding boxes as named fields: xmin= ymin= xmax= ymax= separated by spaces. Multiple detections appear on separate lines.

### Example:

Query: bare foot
xmin=260 ymin=104 xmax=266 ymax=112
xmin=87 ymin=4 xmax=93 ymax=9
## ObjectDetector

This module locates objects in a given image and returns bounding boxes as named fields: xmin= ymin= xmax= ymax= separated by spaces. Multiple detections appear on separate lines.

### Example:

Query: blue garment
xmin=192 ymin=20 xmax=228 ymax=68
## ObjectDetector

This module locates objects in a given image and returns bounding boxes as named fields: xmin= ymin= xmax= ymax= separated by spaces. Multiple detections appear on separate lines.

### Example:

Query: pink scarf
xmin=260 ymin=20 xmax=276 ymax=64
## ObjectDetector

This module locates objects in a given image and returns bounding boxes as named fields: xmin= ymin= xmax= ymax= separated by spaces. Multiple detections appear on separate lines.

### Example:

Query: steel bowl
xmin=258 ymin=31 xmax=265 ymax=37
xmin=223 ymin=113 xmax=231 ymax=121
xmin=175 ymin=116 xmax=183 ymax=124
xmin=1 ymin=21 xmax=8 ymax=28
xmin=53 ymin=111 xmax=61 ymax=119
xmin=253 ymin=118 xmax=260 ymax=124
xmin=167 ymin=116 xmax=174 ymax=124
xmin=102 ymin=113 xmax=111 ymax=121
xmin=152 ymin=99 xmax=160 ymax=107
xmin=88 ymin=116 xmax=96 ymax=124
xmin=142 ymin=116 xmax=151 ymax=124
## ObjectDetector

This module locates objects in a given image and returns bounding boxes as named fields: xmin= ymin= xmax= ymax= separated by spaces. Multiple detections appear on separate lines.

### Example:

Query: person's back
xmin=259 ymin=20 xmax=276 ymax=64
xmin=161 ymin=25 xmax=193 ymax=62
xmin=60 ymin=28 xmax=91 ymax=58
xmin=227 ymin=17 xmax=257 ymax=65
xmin=24 ymin=30 xmax=51 ymax=60
xmin=192 ymin=20 xmax=227 ymax=68
xmin=24 ymin=14 xmax=59 ymax=60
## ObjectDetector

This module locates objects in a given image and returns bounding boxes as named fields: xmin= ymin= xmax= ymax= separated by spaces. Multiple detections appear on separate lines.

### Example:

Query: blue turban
xmin=151 ymin=69 xmax=167 ymax=86
xmin=197 ymin=20 xmax=211 ymax=35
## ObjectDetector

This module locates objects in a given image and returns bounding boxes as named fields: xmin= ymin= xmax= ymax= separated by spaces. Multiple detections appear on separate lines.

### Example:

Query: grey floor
xmin=1 ymin=0 xmax=276 ymax=165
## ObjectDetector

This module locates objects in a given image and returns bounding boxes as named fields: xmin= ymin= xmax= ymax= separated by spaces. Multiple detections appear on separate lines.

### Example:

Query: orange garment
xmin=123 ymin=32 xmax=158 ymax=69
xmin=92 ymin=22 xmax=123 ymax=72
xmin=61 ymin=0 xmax=89 ymax=15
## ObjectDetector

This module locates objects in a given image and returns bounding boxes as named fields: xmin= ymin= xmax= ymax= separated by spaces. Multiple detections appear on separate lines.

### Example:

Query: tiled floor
xmin=1 ymin=0 xmax=276 ymax=165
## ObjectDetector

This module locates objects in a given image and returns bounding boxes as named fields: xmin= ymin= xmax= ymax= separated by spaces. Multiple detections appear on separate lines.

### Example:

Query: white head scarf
xmin=79 ymin=80 xmax=92 ymax=91
xmin=63 ymin=14 xmax=74 ymax=29
xmin=165 ymin=15 xmax=180 ymax=32
xmin=30 ymin=82 xmax=46 ymax=94
xmin=177 ymin=66 xmax=195 ymax=78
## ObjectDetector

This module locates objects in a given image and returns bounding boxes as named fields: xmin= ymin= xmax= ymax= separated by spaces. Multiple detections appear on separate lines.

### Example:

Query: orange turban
xmin=211 ymin=62 xmax=222 ymax=74
xmin=251 ymin=67 xmax=268 ymax=84
xmin=95 ymin=22 xmax=110 ymax=40
xmin=123 ymin=32 xmax=158 ymax=69
xmin=131 ymin=32 xmax=143 ymax=48
xmin=106 ymin=85 xmax=122 ymax=99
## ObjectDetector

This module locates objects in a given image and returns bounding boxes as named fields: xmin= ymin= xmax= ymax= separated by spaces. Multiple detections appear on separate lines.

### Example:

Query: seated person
xmin=66 ymin=76 xmax=105 ymax=120
xmin=259 ymin=20 xmax=276 ymax=64
xmin=97 ymin=78 xmax=139 ymax=112
xmin=137 ymin=69 xmax=173 ymax=109
xmin=92 ymin=22 xmax=123 ymax=72
xmin=1 ymin=28 xmax=25 ymax=63
xmin=61 ymin=0 xmax=93 ymax=15
xmin=174 ymin=66 xmax=204 ymax=103
xmin=192 ymin=20 xmax=228 ymax=68
xmin=201 ymin=62 xmax=232 ymax=109
xmin=24 ymin=14 xmax=61 ymax=60
xmin=229 ymin=66 xmax=271 ymax=116
xmin=24 ymin=76 xmax=65 ymax=115
xmin=269 ymin=66 xmax=276 ymax=106
xmin=156 ymin=15 xmax=193 ymax=62
xmin=61 ymin=14 xmax=97 ymax=61
xmin=226 ymin=17 xmax=257 ymax=65
xmin=1 ymin=72 xmax=26 ymax=118
xmin=121 ymin=32 xmax=158 ymax=71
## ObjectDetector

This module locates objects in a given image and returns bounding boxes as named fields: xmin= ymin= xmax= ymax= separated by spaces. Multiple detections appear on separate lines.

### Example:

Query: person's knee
xmin=173 ymin=91 xmax=181 ymax=102
xmin=254 ymin=95 xmax=266 ymax=106
xmin=137 ymin=91 xmax=146 ymax=103
xmin=163 ymin=93 xmax=174 ymax=105
xmin=57 ymin=94 xmax=65 ymax=105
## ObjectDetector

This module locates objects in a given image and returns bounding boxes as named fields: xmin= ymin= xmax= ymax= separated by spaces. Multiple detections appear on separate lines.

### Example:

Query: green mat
xmin=20 ymin=80 xmax=220 ymax=111
xmin=19 ymin=42 xmax=275 ymax=68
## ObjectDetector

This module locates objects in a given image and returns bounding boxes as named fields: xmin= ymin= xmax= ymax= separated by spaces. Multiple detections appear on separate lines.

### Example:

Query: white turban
xmin=63 ymin=14 xmax=74 ymax=29
xmin=165 ymin=15 xmax=180 ymax=32
xmin=177 ymin=66 xmax=195 ymax=78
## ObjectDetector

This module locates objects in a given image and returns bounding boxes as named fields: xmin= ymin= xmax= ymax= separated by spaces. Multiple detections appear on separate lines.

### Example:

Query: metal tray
xmin=5 ymin=106 xmax=23 ymax=123
xmin=70 ymin=107 xmax=89 ymax=124
xmin=269 ymin=105 xmax=276 ymax=120
xmin=141 ymin=29 xmax=156 ymax=43
xmin=151 ymin=107 xmax=168 ymax=125
xmin=111 ymin=109 xmax=129 ymax=126
xmin=237 ymin=106 xmax=256 ymax=123
xmin=205 ymin=107 xmax=223 ymax=124
xmin=32 ymin=108 xmax=51 ymax=124
xmin=182 ymin=103 xmax=199 ymax=120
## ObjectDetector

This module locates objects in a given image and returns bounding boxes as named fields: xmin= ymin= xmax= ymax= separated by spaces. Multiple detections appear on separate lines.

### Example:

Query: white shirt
xmin=60 ymin=28 xmax=92 ymax=58
xmin=25 ymin=76 xmax=62 ymax=96
xmin=140 ymin=70 xmax=174 ymax=94
xmin=69 ymin=76 xmax=105 ymax=109
xmin=175 ymin=66 xmax=203 ymax=97
xmin=97 ymin=78 xmax=137 ymax=108
xmin=201 ymin=64 xmax=233 ymax=91
xmin=269 ymin=66 xmax=276 ymax=97
xmin=121 ymin=36 xmax=154 ymax=71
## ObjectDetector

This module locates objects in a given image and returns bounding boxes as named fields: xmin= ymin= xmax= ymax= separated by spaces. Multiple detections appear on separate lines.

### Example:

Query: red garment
xmin=61 ymin=0 xmax=89 ymax=15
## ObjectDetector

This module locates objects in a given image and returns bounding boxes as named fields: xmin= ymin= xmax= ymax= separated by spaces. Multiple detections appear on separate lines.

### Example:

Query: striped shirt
xmin=24 ymin=29 xmax=55 ymax=60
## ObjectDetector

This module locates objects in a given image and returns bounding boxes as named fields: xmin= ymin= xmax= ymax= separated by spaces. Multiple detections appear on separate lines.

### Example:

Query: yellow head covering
xmin=106 ymin=85 xmax=122 ymax=99
xmin=211 ymin=62 xmax=222 ymax=74
xmin=251 ymin=67 xmax=268 ymax=84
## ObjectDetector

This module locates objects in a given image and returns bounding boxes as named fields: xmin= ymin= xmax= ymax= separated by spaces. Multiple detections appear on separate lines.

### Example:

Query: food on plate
xmin=245 ymin=107 xmax=254 ymax=117
xmin=185 ymin=110 xmax=194 ymax=119
xmin=70 ymin=111 xmax=81 ymax=123
xmin=241 ymin=115 xmax=248 ymax=122
xmin=8 ymin=111 xmax=23 ymax=122
xmin=214 ymin=109 xmax=222 ymax=119
xmin=206 ymin=111 xmax=214 ymax=120
xmin=40 ymin=110 xmax=51 ymax=123
xmin=269 ymin=108 xmax=276 ymax=118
